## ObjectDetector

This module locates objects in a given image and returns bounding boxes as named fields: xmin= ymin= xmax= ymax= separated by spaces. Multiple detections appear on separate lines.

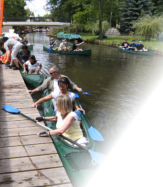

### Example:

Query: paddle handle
xmin=19 ymin=112 xmax=52 ymax=131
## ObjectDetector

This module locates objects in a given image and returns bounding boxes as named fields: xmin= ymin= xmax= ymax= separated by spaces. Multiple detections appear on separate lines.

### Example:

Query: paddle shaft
xmin=60 ymin=134 xmax=88 ymax=150
xmin=19 ymin=112 xmax=52 ymax=131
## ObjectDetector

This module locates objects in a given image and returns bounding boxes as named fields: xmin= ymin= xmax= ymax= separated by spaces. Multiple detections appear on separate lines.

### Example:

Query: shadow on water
xmin=25 ymin=33 xmax=163 ymax=153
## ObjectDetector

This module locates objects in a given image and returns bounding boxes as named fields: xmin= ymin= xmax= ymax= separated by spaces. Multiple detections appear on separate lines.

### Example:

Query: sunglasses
xmin=50 ymin=72 xmax=54 ymax=75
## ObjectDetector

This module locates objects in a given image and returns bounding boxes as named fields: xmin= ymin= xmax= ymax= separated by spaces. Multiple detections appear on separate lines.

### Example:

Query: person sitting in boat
xmin=49 ymin=38 xmax=57 ymax=49
xmin=23 ymin=55 xmax=42 ymax=74
xmin=31 ymin=77 xmax=84 ymax=122
xmin=120 ymin=39 xmax=129 ymax=49
xmin=27 ymin=66 xmax=82 ymax=94
xmin=22 ymin=37 xmax=28 ymax=45
xmin=136 ymin=41 xmax=147 ymax=51
xmin=129 ymin=40 xmax=137 ymax=51
xmin=36 ymin=94 xmax=88 ymax=145
xmin=72 ymin=40 xmax=84 ymax=51
xmin=58 ymin=39 xmax=71 ymax=51
xmin=17 ymin=45 xmax=31 ymax=65
xmin=0 ymin=37 xmax=23 ymax=70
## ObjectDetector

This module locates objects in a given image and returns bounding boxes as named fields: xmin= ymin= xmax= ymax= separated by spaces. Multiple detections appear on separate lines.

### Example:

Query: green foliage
xmin=132 ymin=15 xmax=163 ymax=41
xmin=4 ymin=0 xmax=27 ymax=19
xmin=120 ymin=0 xmax=154 ymax=33
xmin=85 ymin=20 xmax=110 ymax=35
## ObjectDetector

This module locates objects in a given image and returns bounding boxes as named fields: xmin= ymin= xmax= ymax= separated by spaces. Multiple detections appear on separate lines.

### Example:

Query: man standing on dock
xmin=27 ymin=66 xmax=82 ymax=94
xmin=0 ymin=37 xmax=23 ymax=70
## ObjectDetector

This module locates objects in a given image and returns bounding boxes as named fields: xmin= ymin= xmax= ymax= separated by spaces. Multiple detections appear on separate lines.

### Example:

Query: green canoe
xmin=27 ymin=45 xmax=33 ymax=50
xmin=56 ymin=32 xmax=82 ymax=41
xmin=42 ymin=91 xmax=102 ymax=187
xmin=20 ymin=68 xmax=44 ymax=88
xmin=117 ymin=46 xmax=154 ymax=56
xmin=43 ymin=46 xmax=92 ymax=56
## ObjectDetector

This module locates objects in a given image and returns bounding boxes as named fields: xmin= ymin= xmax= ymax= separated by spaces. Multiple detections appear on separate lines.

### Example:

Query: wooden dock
xmin=0 ymin=64 xmax=72 ymax=187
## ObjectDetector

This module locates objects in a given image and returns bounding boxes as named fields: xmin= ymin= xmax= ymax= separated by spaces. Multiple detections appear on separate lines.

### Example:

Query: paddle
xmin=3 ymin=105 xmax=105 ymax=165
xmin=74 ymin=93 xmax=104 ymax=142
xmin=82 ymin=92 xmax=95 ymax=96
xmin=48 ymin=47 xmax=52 ymax=52
xmin=2 ymin=105 xmax=52 ymax=131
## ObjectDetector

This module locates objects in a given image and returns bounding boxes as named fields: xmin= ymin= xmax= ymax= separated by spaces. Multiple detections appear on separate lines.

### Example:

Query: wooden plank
xmin=0 ymin=120 xmax=37 ymax=129
xmin=0 ymin=168 xmax=71 ymax=187
xmin=0 ymin=113 xmax=41 ymax=122
xmin=0 ymin=135 xmax=52 ymax=147
xmin=0 ymin=107 xmax=41 ymax=115
xmin=0 ymin=126 xmax=48 ymax=137
xmin=0 ymin=154 xmax=63 ymax=174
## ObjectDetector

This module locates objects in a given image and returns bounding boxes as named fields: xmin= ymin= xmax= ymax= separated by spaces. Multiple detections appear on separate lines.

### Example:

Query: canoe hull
xmin=117 ymin=46 xmax=154 ymax=56
xmin=20 ymin=68 xmax=44 ymax=88
xmin=27 ymin=45 xmax=33 ymax=50
xmin=43 ymin=46 xmax=92 ymax=56
xmin=42 ymin=91 xmax=100 ymax=187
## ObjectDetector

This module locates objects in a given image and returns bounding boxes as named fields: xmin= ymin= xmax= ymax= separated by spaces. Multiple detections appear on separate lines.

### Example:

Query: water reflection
xmin=25 ymin=33 xmax=163 ymax=152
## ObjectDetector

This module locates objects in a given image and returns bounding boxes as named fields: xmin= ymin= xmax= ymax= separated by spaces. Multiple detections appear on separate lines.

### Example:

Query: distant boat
xmin=117 ymin=46 xmax=154 ymax=56
xmin=43 ymin=46 xmax=92 ymax=56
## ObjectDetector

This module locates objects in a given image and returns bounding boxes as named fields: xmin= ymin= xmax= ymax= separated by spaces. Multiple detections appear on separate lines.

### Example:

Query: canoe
xmin=56 ymin=32 xmax=82 ymax=41
xmin=117 ymin=46 xmax=154 ymax=56
xmin=42 ymin=90 xmax=102 ymax=187
xmin=19 ymin=68 xmax=44 ymax=88
xmin=43 ymin=46 xmax=92 ymax=56
xmin=27 ymin=45 xmax=33 ymax=50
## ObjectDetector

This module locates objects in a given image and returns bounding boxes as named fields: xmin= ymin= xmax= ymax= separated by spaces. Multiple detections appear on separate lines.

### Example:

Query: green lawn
xmin=80 ymin=33 xmax=163 ymax=51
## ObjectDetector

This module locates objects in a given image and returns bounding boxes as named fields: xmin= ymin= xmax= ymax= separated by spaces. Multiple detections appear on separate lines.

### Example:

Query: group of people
xmin=49 ymin=38 xmax=84 ymax=52
xmin=120 ymin=39 xmax=147 ymax=51
xmin=0 ymin=37 xmax=42 ymax=74
xmin=28 ymin=66 xmax=88 ymax=145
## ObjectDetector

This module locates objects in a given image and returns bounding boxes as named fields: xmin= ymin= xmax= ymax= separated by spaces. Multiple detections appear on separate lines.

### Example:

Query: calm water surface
xmin=26 ymin=33 xmax=163 ymax=152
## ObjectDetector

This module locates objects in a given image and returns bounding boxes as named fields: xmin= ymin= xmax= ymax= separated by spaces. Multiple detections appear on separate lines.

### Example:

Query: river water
xmin=25 ymin=32 xmax=163 ymax=152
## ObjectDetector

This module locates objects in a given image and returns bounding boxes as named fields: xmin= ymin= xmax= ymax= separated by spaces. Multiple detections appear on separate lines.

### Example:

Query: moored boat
xmin=43 ymin=46 xmax=92 ymax=56
xmin=56 ymin=32 xmax=82 ymax=41
xmin=27 ymin=45 xmax=33 ymax=50
xmin=19 ymin=68 xmax=44 ymax=88
xmin=117 ymin=46 xmax=154 ymax=56
xmin=42 ymin=90 xmax=102 ymax=187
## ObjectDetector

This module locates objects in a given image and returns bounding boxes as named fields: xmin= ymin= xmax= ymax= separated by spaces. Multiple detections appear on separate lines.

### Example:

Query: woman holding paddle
xmin=36 ymin=94 xmax=88 ymax=145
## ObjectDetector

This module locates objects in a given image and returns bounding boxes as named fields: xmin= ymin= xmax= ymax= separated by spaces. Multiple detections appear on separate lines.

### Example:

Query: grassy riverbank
xmin=80 ymin=33 xmax=163 ymax=51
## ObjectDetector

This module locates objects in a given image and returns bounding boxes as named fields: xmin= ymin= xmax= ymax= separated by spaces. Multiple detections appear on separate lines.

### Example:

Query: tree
xmin=85 ymin=20 xmax=110 ymax=35
xmin=4 ymin=0 xmax=27 ymax=20
xmin=152 ymin=0 xmax=163 ymax=15
xmin=120 ymin=0 xmax=154 ymax=33
xmin=132 ymin=15 xmax=163 ymax=41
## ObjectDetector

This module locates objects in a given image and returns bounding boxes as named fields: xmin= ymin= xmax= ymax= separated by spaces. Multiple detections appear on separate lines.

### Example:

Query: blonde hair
xmin=56 ymin=95 xmax=72 ymax=114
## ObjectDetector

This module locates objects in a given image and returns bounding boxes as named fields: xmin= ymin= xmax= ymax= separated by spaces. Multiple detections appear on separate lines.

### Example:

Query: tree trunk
xmin=99 ymin=0 xmax=103 ymax=39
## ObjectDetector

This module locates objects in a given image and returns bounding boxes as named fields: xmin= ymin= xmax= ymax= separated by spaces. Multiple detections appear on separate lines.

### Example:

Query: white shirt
xmin=53 ymin=79 xmax=60 ymax=93
xmin=51 ymin=91 xmax=76 ymax=111
xmin=26 ymin=60 xmax=40 ymax=70
xmin=59 ymin=42 xmax=66 ymax=50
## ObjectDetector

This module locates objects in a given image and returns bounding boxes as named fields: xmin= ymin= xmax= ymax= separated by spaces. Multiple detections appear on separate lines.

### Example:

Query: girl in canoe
xmin=72 ymin=40 xmax=84 ymax=51
xmin=31 ymin=77 xmax=84 ymax=121
xmin=36 ymin=94 xmax=88 ymax=145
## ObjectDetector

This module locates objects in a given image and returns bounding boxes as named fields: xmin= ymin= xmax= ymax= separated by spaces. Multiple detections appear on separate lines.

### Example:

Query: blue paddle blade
xmin=88 ymin=126 xmax=104 ymax=141
xmin=48 ymin=47 xmax=52 ymax=52
xmin=74 ymin=92 xmax=79 ymax=98
xmin=88 ymin=150 xmax=106 ymax=166
xmin=3 ymin=105 xmax=20 ymax=114
xmin=82 ymin=92 xmax=95 ymax=96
